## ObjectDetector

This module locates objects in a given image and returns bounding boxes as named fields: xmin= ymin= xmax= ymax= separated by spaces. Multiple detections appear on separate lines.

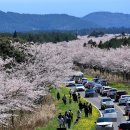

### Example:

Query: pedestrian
xmin=58 ymin=113 xmax=64 ymax=128
xmin=62 ymin=95 xmax=67 ymax=105
xmin=69 ymin=89 xmax=72 ymax=98
xmin=77 ymin=109 xmax=81 ymax=119
xmin=74 ymin=93 xmax=78 ymax=103
xmin=84 ymin=104 xmax=88 ymax=117
xmin=57 ymin=92 xmax=60 ymax=100
xmin=78 ymin=101 xmax=83 ymax=111
xmin=78 ymin=93 xmax=81 ymax=101
xmin=89 ymin=103 xmax=92 ymax=115
xmin=66 ymin=116 xmax=71 ymax=129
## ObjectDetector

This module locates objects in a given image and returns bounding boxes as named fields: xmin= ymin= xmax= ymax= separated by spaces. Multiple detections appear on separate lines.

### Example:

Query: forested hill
xmin=83 ymin=12 xmax=130 ymax=28
xmin=1 ymin=11 xmax=130 ymax=32
xmin=0 ymin=11 xmax=98 ymax=32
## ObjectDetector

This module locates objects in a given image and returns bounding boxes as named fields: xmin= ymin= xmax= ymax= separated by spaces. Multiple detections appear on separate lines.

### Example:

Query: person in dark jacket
xmin=62 ymin=95 xmax=67 ymax=105
xmin=57 ymin=92 xmax=60 ymax=100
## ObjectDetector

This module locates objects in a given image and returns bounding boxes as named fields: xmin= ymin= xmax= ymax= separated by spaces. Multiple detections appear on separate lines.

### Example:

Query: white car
xmin=96 ymin=117 xmax=114 ymax=130
xmin=103 ymin=108 xmax=117 ymax=121
xmin=100 ymin=86 xmax=111 ymax=96
xmin=75 ymin=84 xmax=85 ymax=92
xmin=119 ymin=95 xmax=130 ymax=105
xmin=107 ymin=88 xmax=117 ymax=98
xmin=100 ymin=97 xmax=114 ymax=110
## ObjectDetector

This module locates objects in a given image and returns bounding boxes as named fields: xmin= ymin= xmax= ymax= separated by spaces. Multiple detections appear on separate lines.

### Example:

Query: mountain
xmin=83 ymin=12 xmax=130 ymax=28
xmin=1 ymin=11 xmax=130 ymax=32
xmin=0 ymin=11 xmax=98 ymax=32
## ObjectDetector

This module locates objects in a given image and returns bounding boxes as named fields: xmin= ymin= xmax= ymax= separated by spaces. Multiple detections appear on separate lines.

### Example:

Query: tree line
xmin=0 ymin=31 xmax=77 ymax=43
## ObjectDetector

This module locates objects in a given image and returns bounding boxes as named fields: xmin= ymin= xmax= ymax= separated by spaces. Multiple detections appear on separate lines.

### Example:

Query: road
xmin=70 ymin=86 xmax=127 ymax=130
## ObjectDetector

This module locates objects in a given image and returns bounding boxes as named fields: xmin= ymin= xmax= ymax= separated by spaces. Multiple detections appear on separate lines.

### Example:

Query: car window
xmin=104 ymin=109 xmax=115 ymax=113
xmin=102 ymin=99 xmax=111 ymax=102
xmin=97 ymin=118 xmax=111 ymax=122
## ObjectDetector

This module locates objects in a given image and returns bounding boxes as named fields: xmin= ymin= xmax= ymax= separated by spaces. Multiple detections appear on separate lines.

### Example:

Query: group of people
xmin=78 ymin=101 xmax=92 ymax=117
xmin=57 ymin=89 xmax=93 ymax=129
xmin=58 ymin=110 xmax=73 ymax=129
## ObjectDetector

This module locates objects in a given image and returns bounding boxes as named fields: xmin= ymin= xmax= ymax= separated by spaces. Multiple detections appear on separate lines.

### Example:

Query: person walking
xmin=66 ymin=116 xmax=71 ymax=129
xmin=78 ymin=93 xmax=81 ymax=101
xmin=78 ymin=101 xmax=83 ymax=111
xmin=77 ymin=109 xmax=81 ymax=119
xmin=62 ymin=95 xmax=67 ymax=105
xmin=84 ymin=104 xmax=88 ymax=117
xmin=57 ymin=92 xmax=60 ymax=100
xmin=89 ymin=103 xmax=92 ymax=115
xmin=69 ymin=89 xmax=72 ymax=98
xmin=58 ymin=113 xmax=64 ymax=128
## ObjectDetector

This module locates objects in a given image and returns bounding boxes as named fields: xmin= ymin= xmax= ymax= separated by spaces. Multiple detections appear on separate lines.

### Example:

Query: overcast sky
xmin=0 ymin=0 xmax=130 ymax=17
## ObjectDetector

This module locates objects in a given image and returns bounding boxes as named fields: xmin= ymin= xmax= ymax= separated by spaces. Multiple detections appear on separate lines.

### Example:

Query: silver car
xmin=100 ymin=97 xmax=114 ymax=110
xmin=96 ymin=117 xmax=114 ymax=130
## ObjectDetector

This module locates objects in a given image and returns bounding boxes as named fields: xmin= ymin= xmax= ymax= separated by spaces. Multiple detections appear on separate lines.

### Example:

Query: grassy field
xmin=36 ymin=87 xmax=99 ymax=130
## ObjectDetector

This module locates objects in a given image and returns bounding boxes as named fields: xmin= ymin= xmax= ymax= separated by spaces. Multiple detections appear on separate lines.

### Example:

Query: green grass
xmin=36 ymin=87 xmax=99 ymax=130
xmin=109 ymin=82 xmax=130 ymax=94
xmin=84 ymin=74 xmax=93 ymax=81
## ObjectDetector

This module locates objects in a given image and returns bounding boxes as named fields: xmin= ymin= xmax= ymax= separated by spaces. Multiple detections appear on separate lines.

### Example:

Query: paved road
xmin=70 ymin=86 xmax=127 ymax=130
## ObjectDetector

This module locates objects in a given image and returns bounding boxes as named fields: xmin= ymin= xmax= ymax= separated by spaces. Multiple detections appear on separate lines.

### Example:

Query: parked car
xmin=85 ymin=88 xmax=96 ymax=97
xmin=100 ymin=86 xmax=112 ymax=96
xmin=93 ymin=78 xmax=100 ymax=83
xmin=98 ymin=79 xmax=108 ymax=86
xmin=119 ymin=95 xmax=130 ymax=105
xmin=103 ymin=108 xmax=117 ymax=121
xmin=100 ymin=97 xmax=114 ymax=110
xmin=124 ymin=101 xmax=130 ymax=115
xmin=93 ymin=83 xmax=103 ymax=93
xmin=65 ymin=80 xmax=75 ymax=87
xmin=115 ymin=90 xmax=128 ymax=102
xmin=95 ymin=117 xmax=114 ymax=130
xmin=84 ymin=81 xmax=95 ymax=88
xmin=118 ymin=121 xmax=130 ymax=130
xmin=107 ymin=88 xmax=117 ymax=99
xmin=75 ymin=84 xmax=85 ymax=92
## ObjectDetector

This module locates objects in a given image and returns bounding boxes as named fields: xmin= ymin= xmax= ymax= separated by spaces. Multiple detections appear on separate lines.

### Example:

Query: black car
xmin=118 ymin=121 xmax=130 ymax=130
xmin=115 ymin=90 xmax=128 ymax=102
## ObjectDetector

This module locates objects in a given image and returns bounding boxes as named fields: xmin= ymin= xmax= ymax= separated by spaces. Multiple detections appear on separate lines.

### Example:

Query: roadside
xmin=36 ymin=87 xmax=99 ymax=130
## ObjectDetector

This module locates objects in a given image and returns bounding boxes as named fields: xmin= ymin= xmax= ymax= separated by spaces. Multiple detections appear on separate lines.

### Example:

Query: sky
xmin=0 ymin=0 xmax=130 ymax=17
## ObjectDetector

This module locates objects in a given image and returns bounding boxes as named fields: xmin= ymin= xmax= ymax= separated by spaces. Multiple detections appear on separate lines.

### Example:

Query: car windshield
xmin=105 ymin=88 xmax=111 ymax=90
xmin=86 ymin=89 xmax=94 ymax=92
xmin=111 ymin=89 xmax=117 ymax=91
xmin=97 ymin=118 xmax=111 ymax=122
xmin=102 ymin=98 xmax=111 ymax=102
xmin=104 ymin=109 xmax=116 ymax=113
